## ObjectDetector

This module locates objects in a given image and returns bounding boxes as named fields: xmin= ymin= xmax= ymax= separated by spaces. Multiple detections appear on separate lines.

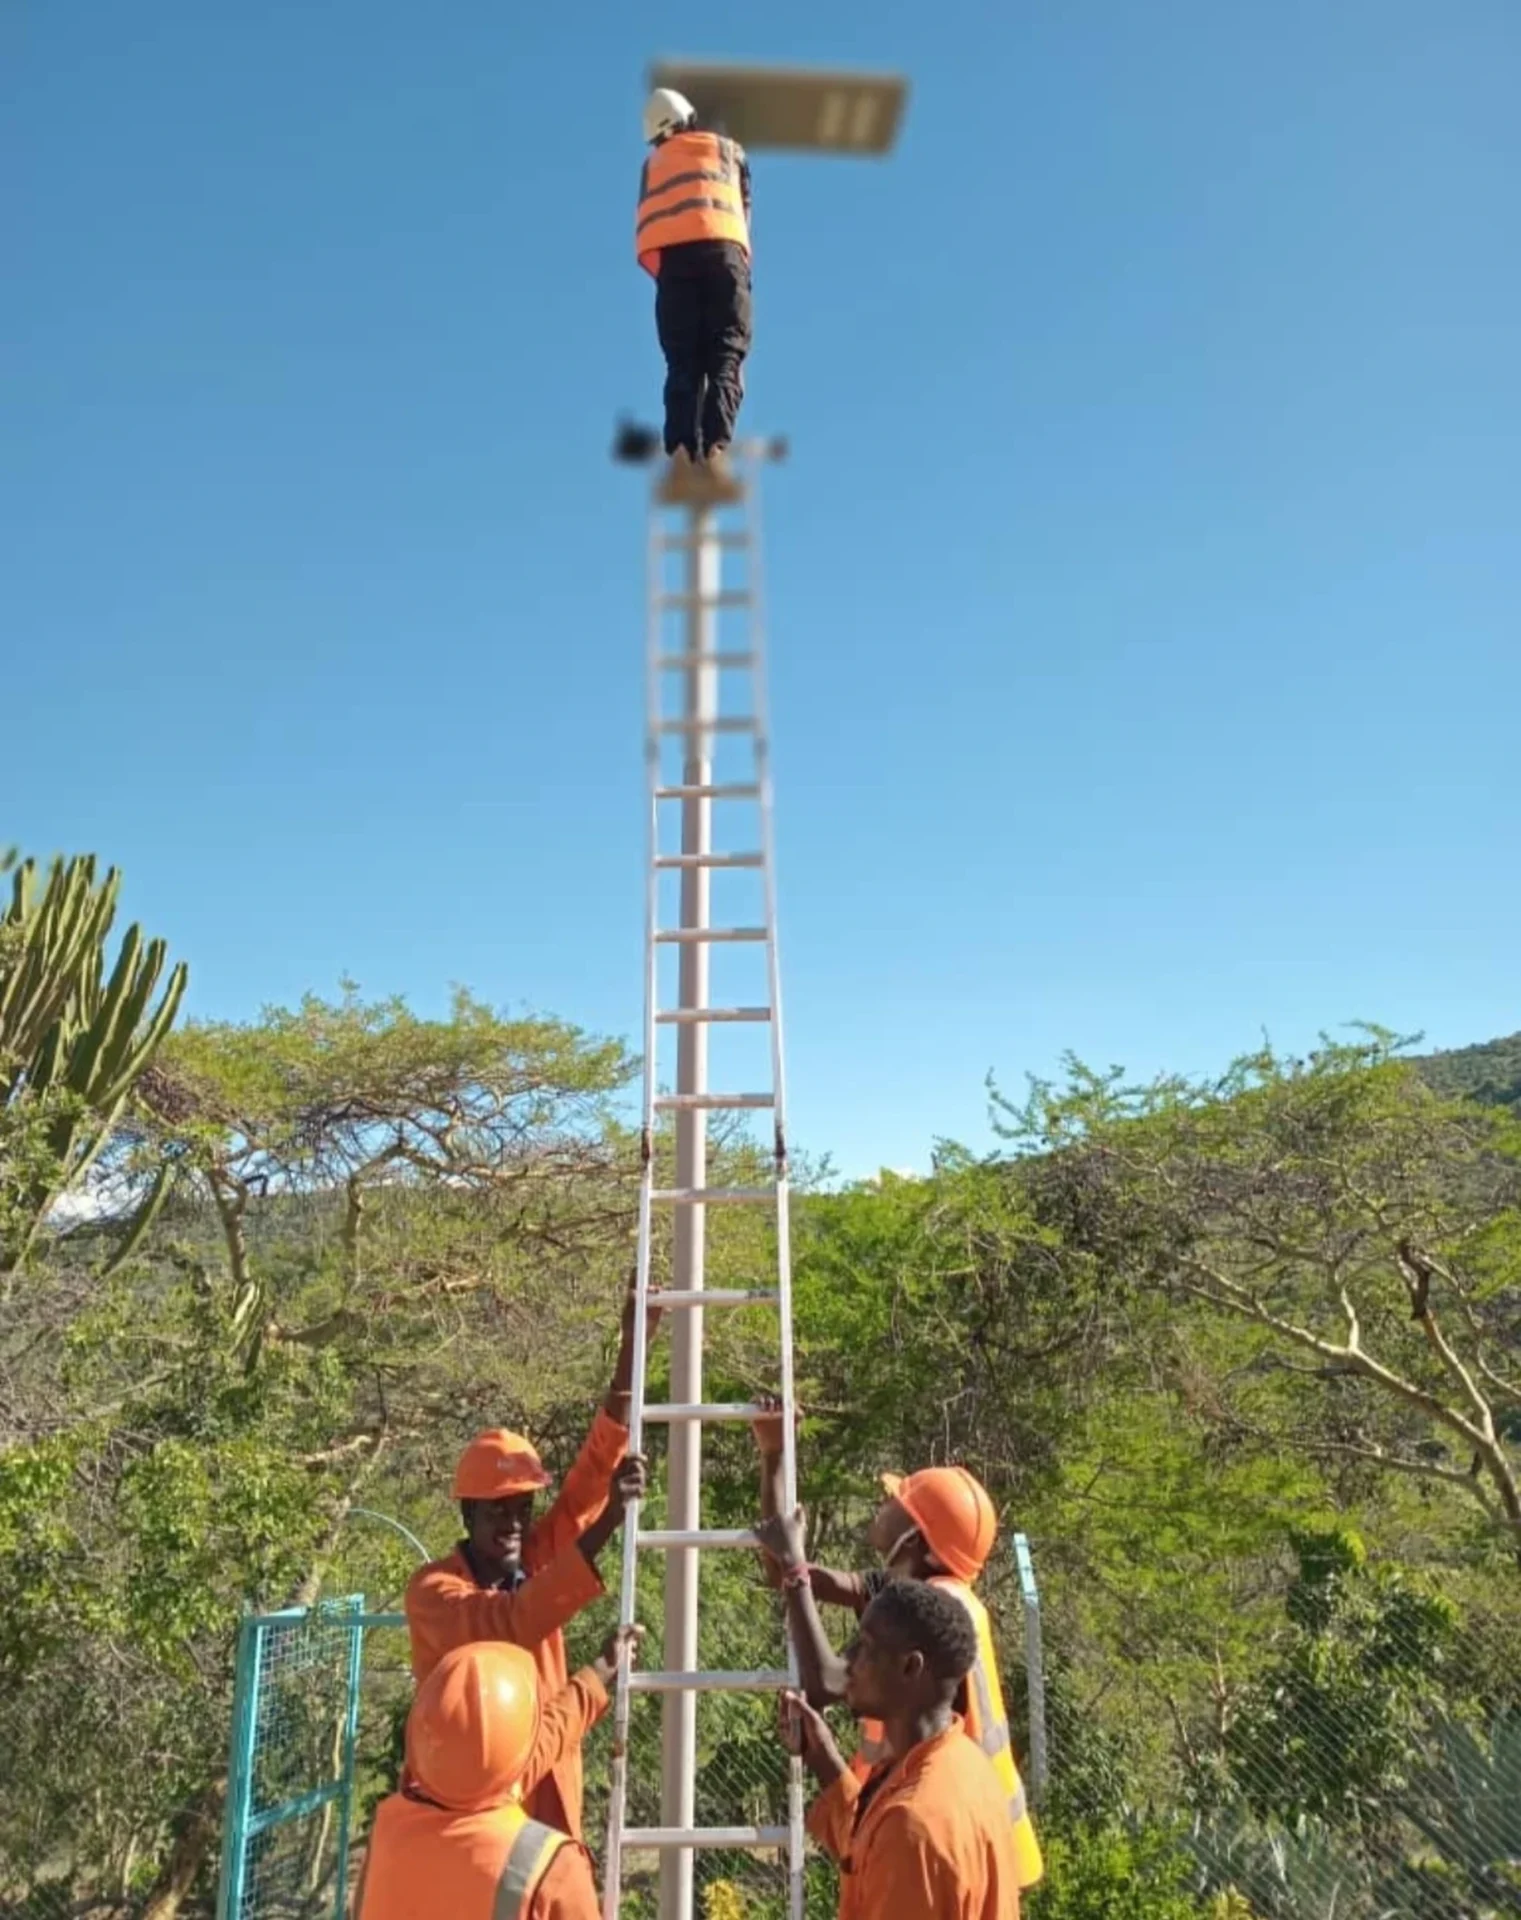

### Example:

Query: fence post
xmin=217 ymin=1611 xmax=265 ymax=1920
xmin=1012 ymin=1532 xmax=1047 ymax=1804
xmin=330 ymin=1603 xmax=368 ymax=1920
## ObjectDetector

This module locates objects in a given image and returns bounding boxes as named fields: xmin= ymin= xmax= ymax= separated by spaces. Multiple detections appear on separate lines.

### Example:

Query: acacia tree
xmin=996 ymin=1035 xmax=1521 ymax=1565
xmin=132 ymin=984 xmax=637 ymax=1371
xmin=1 ymin=987 xmax=642 ymax=1918
xmin=780 ymin=1153 xmax=1339 ymax=1831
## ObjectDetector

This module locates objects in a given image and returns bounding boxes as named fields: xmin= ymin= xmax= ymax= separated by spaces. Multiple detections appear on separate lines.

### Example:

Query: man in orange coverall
xmin=777 ymin=1579 xmax=1021 ymax=1919
xmin=405 ymin=1285 xmax=660 ymax=1839
xmin=753 ymin=1405 xmax=1043 ymax=1888
xmin=359 ymin=1639 xmax=629 ymax=1920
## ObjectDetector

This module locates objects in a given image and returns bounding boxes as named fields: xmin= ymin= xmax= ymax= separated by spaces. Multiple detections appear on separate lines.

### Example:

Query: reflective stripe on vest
xmin=493 ymin=1817 xmax=562 ymax=1920
xmin=970 ymin=1648 xmax=1011 ymax=1758
xmin=635 ymin=131 xmax=748 ymax=261
xmin=931 ymin=1579 xmax=1044 ymax=1891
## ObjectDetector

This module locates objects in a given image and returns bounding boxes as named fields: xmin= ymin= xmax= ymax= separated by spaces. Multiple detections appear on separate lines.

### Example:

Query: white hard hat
xmin=644 ymin=87 xmax=696 ymax=144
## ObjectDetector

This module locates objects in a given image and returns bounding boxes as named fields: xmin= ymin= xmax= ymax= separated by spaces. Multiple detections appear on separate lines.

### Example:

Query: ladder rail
xmin=745 ymin=476 xmax=788 ymax=1185
xmin=744 ymin=468 xmax=808 ymax=1920
xmin=602 ymin=507 xmax=668 ymax=1920
xmin=741 ymin=469 xmax=796 ymax=1512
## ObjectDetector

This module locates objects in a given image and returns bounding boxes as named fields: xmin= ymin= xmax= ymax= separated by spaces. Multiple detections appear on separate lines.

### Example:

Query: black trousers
xmin=655 ymin=242 xmax=752 ymax=458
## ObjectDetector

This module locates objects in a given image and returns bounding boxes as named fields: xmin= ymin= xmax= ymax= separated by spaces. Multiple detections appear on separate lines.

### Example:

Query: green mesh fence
xmin=213 ymin=1548 xmax=1521 ymax=1920
xmin=218 ymin=1601 xmax=406 ymax=1920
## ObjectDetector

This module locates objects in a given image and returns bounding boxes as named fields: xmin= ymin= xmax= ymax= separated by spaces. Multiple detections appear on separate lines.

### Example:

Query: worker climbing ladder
xmin=602 ymin=443 xmax=805 ymax=1920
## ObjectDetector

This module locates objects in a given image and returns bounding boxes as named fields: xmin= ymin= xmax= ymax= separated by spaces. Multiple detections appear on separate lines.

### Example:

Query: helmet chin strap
xmin=885 ymin=1524 xmax=922 ymax=1570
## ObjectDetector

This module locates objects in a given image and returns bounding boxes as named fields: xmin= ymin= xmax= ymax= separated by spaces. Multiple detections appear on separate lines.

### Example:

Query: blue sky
xmin=5 ymin=0 xmax=1518 ymax=1178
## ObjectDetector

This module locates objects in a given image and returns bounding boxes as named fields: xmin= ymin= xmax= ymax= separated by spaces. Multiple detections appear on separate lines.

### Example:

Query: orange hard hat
xmin=405 ymin=1642 xmax=540 ymax=1813
xmin=881 ymin=1466 xmax=998 ymax=1582
xmin=452 ymin=1429 xmax=552 ymax=1501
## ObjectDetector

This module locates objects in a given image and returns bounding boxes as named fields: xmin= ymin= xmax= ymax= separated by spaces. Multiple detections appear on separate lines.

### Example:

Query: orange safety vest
xmin=635 ymin=129 xmax=749 ymax=275
xmin=359 ymin=1793 xmax=568 ymax=1920
xmin=851 ymin=1577 xmax=1044 ymax=1889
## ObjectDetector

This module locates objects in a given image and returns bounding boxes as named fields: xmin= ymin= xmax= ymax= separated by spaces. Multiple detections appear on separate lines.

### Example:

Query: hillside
xmin=1413 ymin=1029 xmax=1521 ymax=1113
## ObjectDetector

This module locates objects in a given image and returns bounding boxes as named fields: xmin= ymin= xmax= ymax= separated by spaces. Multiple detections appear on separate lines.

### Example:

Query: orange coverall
xmin=358 ymin=1796 xmax=601 ymax=1920
xmin=351 ymin=1663 xmax=610 ymax=1919
xmin=405 ymin=1408 xmax=629 ymax=1838
xmin=508 ymin=1846 xmax=599 ymax=1920
xmin=806 ymin=1718 xmax=1022 ymax=1920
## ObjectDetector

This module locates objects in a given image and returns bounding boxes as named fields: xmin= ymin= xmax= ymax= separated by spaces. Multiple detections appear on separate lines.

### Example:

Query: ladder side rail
xmin=745 ymin=466 xmax=791 ymax=1177
xmin=742 ymin=469 xmax=795 ymax=1508
xmin=659 ymin=501 xmax=721 ymax=1920
xmin=603 ymin=505 xmax=669 ymax=1920
xmin=774 ymin=1172 xmax=807 ymax=1920
xmin=742 ymin=461 xmax=808 ymax=1920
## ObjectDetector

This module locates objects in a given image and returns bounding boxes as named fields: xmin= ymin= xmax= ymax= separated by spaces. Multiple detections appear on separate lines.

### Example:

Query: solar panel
xmin=648 ymin=61 xmax=908 ymax=155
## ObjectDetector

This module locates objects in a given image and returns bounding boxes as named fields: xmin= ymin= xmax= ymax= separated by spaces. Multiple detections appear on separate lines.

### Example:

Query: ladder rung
xmin=641 ymin=1404 xmax=766 ymax=1425
xmin=656 ymin=1007 xmax=771 ymax=1026
xmin=660 ymin=532 xmax=750 ymax=552
xmin=638 ymin=1527 xmax=761 ymax=1549
xmin=657 ymin=653 xmax=756 ymax=671
xmin=650 ymin=1187 xmax=774 ymax=1206
xmin=629 ymin=1669 xmax=792 ymax=1694
xmin=654 ymin=926 xmax=767 ymax=944
xmin=657 ymin=591 xmax=751 ymax=610
xmin=653 ymin=852 xmax=763 ymax=871
xmin=655 ymin=1093 xmax=773 ymax=1111
xmin=654 ymin=783 xmax=761 ymax=801
xmin=656 ymin=717 xmax=755 ymax=734
xmin=646 ymin=1288 xmax=780 ymax=1307
xmin=622 ymin=1826 xmax=788 ymax=1850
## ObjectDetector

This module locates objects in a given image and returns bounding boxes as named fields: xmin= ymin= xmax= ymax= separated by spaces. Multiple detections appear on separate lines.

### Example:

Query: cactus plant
xmin=1399 ymin=1712 xmax=1521 ymax=1912
xmin=1 ymin=851 xmax=187 ymax=1272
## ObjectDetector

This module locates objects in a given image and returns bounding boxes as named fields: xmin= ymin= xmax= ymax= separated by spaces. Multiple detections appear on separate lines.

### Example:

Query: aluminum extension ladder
xmin=602 ymin=444 xmax=805 ymax=1920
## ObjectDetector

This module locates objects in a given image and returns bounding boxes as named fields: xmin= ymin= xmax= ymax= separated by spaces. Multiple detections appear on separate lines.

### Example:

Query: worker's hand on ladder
xmin=607 ymin=1452 xmax=649 ymax=1519
xmin=593 ymin=1622 xmax=646 ymax=1688
xmin=749 ymin=1391 xmax=800 ymax=1458
xmin=754 ymin=1507 xmax=808 ymax=1575
xmin=777 ymin=1690 xmax=846 ymax=1786
xmin=575 ymin=1453 xmax=649 ymax=1567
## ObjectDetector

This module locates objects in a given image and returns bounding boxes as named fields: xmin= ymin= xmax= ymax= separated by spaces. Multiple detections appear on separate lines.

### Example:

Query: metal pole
xmin=1013 ymin=1532 xmax=1048 ymax=1803
xmin=330 ymin=1601 xmax=367 ymax=1920
xmin=217 ymin=1613 xmax=265 ymax=1920
xmin=659 ymin=501 xmax=719 ymax=1920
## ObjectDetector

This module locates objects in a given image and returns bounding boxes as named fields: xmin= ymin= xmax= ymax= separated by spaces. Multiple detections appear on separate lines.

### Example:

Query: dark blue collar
xmin=458 ymin=1538 xmax=526 ymax=1592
